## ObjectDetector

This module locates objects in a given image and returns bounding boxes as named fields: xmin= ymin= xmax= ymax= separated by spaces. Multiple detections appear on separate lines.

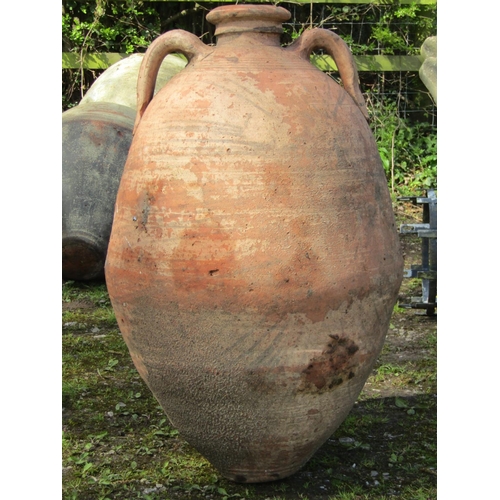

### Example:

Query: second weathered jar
xmin=105 ymin=4 xmax=403 ymax=483
xmin=62 ymin=54 xmax=186 ymax=280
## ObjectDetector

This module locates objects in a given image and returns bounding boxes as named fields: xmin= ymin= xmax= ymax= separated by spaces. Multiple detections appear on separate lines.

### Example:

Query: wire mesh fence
xmin=277 ymin=2 xmax=437 ymax=125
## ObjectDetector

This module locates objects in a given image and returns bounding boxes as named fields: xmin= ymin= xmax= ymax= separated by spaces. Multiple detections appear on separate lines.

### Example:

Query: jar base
xmin=62 ymin=233 xmax=106 ymax=281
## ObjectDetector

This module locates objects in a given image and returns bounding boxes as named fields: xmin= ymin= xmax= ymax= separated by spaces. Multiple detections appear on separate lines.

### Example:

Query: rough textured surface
xmin=80 ymin=53 xmax=186 ymax=110
xmin=419 ymin=36 xmax=437 ymax=104
xmin=105 ymin=4 xmax=404 ymax=483
xmin=62 ymin=103 xmax=136 ymax=280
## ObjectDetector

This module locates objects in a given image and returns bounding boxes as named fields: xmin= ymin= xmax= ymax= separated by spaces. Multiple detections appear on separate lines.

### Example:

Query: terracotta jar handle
xmin=286 ymin=29 xmax=369 ymax=121
xmin=134 ymin=30 xmax=212 ymax=134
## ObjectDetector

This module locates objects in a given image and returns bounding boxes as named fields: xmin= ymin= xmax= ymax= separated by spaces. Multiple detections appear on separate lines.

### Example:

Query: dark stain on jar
xmin=138 ymin=192 xmax=155 ymax=232
xmin=298 ymin=336 xmax=360 ymax=392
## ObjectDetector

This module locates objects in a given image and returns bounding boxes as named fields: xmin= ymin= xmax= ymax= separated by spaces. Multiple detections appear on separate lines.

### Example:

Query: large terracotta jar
xmin=105 ymin=4 xmax=403 ymax=483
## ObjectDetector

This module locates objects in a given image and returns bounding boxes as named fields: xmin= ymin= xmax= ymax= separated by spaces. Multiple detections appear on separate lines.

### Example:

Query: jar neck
xmin=215 ymin=31 xmax=282 ymax=48
xmin=206 ymin=5 xmax=290 ymax=48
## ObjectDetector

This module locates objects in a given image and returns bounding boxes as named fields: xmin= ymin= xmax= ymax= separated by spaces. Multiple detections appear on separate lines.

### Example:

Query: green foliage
xmin=62 ymin=0 xmax=161 ymax=54
xmin=370 ymin=100 xmax=437 ymax=196
xmin=282 ymin=2 xmax=436 ymax=56
xmin=62 ymin=280 xmax=110 ymax=305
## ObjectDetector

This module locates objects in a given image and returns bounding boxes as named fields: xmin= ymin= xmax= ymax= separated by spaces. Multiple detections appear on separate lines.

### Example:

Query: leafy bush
xmin=282 ymin=2 xmax=436 ymax=56
xmin=62 ymin=0 xmax=161 ymax=54
xmin=371 ymin=100 xmax=437 ymax=197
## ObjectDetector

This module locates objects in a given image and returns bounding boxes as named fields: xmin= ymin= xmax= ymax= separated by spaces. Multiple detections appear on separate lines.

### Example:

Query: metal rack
xmin=398 ymin=189 xmax=437 ymax=316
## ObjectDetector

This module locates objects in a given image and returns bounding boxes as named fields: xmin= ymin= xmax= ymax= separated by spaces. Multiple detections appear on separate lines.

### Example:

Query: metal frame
xmin=398 ymin=189 xmax=437 ymax=316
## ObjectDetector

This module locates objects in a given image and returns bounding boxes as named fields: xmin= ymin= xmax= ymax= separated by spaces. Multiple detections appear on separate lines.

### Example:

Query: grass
xmin=62 ymin=280 xmax=436 ymax=499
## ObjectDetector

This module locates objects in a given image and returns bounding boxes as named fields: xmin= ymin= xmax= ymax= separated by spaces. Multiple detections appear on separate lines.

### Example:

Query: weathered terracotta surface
xmin=105 ymin=4 xmax=403 ymax=483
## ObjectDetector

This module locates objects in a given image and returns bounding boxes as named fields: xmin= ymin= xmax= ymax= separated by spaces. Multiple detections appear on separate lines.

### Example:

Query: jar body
xmin=106 ymin=27 xmax=403 ymax=482
xmin=62 ymin=103 xmax=135 ymax=280
xmin=80 ymin=53 xmax=186 ymax=110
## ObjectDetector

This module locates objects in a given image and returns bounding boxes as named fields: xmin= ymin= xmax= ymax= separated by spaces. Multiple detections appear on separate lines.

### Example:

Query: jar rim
xmin=206 ymin=4 xmax=291 ymax=33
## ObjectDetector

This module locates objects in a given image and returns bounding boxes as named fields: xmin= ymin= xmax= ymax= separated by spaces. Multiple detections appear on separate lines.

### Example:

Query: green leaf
xmin=395 ymin=397 xmax=408 ymax=408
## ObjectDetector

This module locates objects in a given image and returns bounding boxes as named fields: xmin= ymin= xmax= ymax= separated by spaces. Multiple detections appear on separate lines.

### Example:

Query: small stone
xmin=91 ymin=327 xmax=100 ymax=333
xmin=371 ymin=471 xmax=378 ymax=477
xmin=339 ymin=437 xmax=355 ymax=444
